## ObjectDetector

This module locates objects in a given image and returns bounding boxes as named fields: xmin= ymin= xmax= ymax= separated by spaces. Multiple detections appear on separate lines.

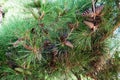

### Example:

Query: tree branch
xmin=92 ymin=0 xmax=96 ymax=19
xmin=100 ymin=22 xmax=120 ymax=42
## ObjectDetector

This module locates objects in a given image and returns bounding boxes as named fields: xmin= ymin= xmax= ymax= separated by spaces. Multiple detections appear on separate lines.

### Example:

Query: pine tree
xmin=0 ymin=0 xmax=120 ymax=80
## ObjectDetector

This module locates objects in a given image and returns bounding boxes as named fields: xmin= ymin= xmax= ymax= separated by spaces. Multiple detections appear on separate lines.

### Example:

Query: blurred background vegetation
xmin=0 ymin=0 xmax=120 ymax=80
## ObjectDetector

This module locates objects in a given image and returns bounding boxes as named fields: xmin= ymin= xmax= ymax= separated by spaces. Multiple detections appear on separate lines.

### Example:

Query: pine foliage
xmin=0 ymin=0 xmax=120 ymax=80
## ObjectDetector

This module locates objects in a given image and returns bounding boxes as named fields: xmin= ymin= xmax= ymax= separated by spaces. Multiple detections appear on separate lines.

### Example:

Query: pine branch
xmin=100 ymin=22 xmax=120 ymax=42
xmin=67 ymin=21 xmax=79 ymax=39
xmin=38 ymin=11 xmax=45 ymax=20
xmin=92 ymin=0 xmax=96 ymax=19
